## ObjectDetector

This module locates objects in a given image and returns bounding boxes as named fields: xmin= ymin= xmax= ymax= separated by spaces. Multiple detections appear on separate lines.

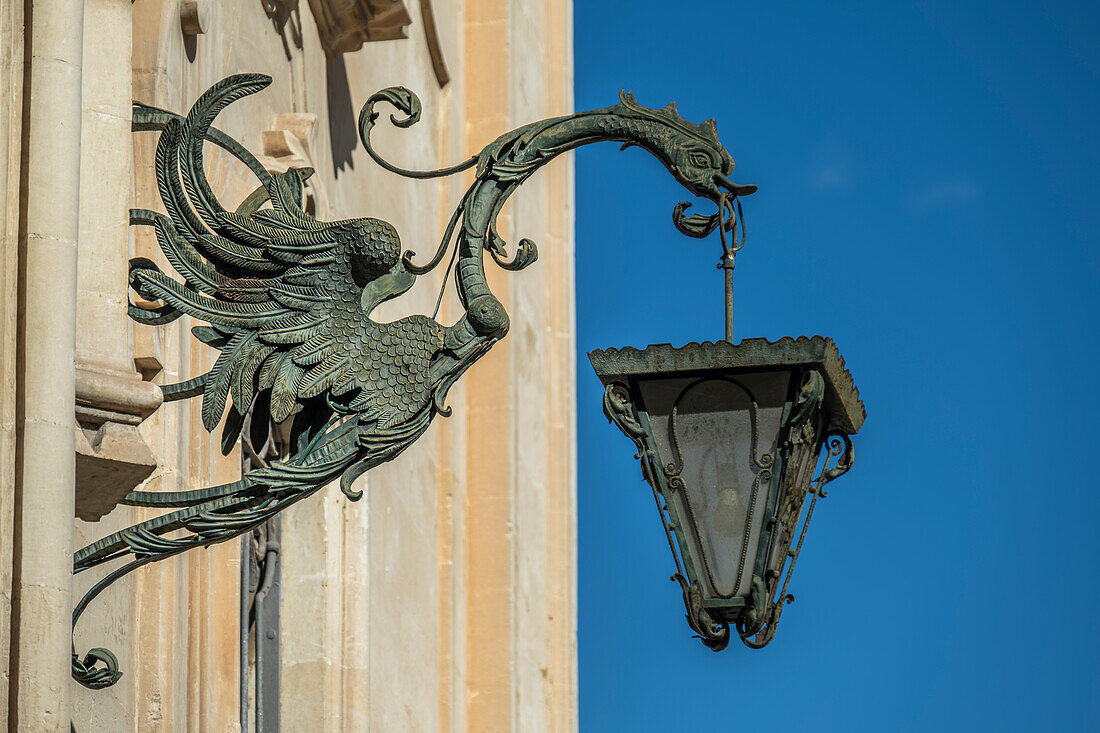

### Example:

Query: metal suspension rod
xmin=717 ymin=192 xmax=736 ymax=342
xmin=717 ymin=193 xmax=746 ymax=342
xmin=721 ymin=250 xmax=735 ymax=342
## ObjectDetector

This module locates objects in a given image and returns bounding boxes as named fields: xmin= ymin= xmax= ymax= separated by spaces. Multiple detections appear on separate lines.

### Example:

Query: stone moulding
xmin=75 ymin=366 xmax=163 ymax=428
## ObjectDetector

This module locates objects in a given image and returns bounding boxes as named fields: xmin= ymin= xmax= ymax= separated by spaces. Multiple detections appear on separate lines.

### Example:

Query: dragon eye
xmin=688 ymin=152 xmax=710 ymax=168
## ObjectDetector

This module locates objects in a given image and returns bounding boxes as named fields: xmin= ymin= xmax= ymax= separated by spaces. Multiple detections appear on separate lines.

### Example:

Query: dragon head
xmin=613 ymin=91 xmax=756 ymax=238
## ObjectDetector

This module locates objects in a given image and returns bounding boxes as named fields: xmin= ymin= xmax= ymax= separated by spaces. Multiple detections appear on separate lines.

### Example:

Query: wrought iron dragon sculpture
xmin=72 ymin=73 xmax=756 ymax=688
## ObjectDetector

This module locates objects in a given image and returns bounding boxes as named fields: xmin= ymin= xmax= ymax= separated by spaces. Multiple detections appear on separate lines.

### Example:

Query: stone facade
xmin=0 ymin=0 xmax=576 ymax=730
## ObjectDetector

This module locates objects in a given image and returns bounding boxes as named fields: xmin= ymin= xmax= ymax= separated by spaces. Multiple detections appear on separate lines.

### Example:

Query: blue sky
xmin=574 ymin=2 xmax=1100 ymax=730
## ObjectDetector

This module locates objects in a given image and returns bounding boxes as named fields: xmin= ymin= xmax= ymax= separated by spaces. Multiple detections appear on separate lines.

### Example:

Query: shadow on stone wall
xmin=326 ymin=55 xmax=357 ymax=177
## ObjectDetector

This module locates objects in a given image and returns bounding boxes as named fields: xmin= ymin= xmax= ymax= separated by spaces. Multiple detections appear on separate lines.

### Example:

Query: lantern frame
xmin=590 ymin=336 xmax=865 ymax=650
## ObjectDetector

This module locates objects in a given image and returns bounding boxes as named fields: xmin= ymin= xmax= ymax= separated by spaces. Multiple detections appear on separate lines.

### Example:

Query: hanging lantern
xmin=590 ymin=337 xmax=864 ymax=649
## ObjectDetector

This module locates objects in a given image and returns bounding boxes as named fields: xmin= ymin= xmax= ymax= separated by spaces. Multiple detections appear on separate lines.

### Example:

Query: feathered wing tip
xmin=142 ymin=72 xmax=319 ymax=283
xmin=130 ymin=73 xmax=343 ymax=438
xmin=180 ymin=74 xmax=274 ymax=231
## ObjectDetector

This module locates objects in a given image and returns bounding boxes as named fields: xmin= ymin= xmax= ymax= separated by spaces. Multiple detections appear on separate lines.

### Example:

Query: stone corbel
xmin=307 ymin=0 xmax=412 ymax=55
xmin=74 ymin=365 xmax=162 ymax=521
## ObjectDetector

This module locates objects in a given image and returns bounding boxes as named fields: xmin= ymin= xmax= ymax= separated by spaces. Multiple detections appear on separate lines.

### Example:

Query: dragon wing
xmin=130 ymin=73 xmax=435 ymax=452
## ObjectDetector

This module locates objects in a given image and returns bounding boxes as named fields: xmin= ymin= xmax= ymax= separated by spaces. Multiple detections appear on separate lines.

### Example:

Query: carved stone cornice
xmin=307 ymin=0 xmax=412 ymax=55
xmin=75 ymin=366 xmax=163 ymax=428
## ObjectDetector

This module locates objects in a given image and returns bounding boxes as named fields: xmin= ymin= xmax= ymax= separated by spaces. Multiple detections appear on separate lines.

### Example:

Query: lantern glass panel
xmin=638 ymin=370 xmax=792 ymax=599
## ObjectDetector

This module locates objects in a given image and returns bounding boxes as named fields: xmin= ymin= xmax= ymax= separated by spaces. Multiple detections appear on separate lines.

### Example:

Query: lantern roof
xmin=588 ymin=336 xmax=866 ymax=435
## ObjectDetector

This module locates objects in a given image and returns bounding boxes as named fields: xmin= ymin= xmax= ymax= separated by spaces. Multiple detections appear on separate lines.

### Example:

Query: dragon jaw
xmin=610 ymin=91 xmax=757 ymax=238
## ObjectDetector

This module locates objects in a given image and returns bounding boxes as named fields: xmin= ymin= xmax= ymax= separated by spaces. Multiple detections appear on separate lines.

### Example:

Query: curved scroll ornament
xmin=674 ymin=573 xmax=731 ymax=652
xmin=73 ymin=73 xmax=753 ymax=687
xmin=601 ymin=383 xmax=657 ymax=475
xmin=71 ymin=648 xmax=121 ymax=690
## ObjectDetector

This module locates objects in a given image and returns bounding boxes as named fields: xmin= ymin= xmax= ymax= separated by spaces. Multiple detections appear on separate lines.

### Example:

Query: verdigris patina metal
xmin=72 ymin=73 xmax=757 ymax=687
xmin=590 ymin=337 xmax=864 ymax=650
